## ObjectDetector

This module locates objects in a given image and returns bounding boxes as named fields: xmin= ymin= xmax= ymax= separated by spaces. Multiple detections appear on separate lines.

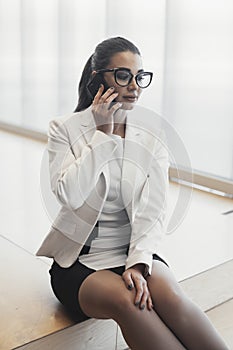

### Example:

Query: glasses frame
xmin=96 ymin=67 xmax=153 ymax=89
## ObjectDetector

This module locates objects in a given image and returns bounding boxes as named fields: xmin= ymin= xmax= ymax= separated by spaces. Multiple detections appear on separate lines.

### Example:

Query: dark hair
xmin=74 ymin=37 xmax=141 ymax=112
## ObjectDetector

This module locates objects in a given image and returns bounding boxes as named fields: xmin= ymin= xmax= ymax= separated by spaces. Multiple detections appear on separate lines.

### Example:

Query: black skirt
xmin=49 ymin=253 xmax=168 ymax=323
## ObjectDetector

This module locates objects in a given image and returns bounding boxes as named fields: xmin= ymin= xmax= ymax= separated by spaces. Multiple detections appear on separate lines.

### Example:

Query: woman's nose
xmin=127 ymin=76 xmax=138 ymax=91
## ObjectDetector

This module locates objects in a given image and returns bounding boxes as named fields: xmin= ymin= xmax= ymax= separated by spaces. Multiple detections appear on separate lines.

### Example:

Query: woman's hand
xmin=122 ymin=264 xmax=153 ymax=311
xmin=92 ymin=84 xmax=122 ymax=134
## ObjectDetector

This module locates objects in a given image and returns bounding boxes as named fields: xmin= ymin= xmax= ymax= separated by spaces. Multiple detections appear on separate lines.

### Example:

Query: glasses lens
xmin=136 ymin=72 xmax=152 ymax=88
xmin=115 ymin=69 xmax=131 ymax=86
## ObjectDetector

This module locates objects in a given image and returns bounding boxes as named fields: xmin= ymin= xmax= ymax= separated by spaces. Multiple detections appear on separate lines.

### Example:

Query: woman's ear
xmin=91 ymin=70 xmax=97 ymax=76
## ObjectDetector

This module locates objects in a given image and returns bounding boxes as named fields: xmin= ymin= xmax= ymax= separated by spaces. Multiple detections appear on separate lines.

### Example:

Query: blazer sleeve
xmin=125 ymin=134 xmax=169 ymax=276
xmin=48 ymin=118 xmax=117 ymax=210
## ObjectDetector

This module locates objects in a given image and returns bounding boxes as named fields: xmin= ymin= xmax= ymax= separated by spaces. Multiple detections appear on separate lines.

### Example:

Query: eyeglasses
xmin=96 ymin=68 xmax=153 ymax=89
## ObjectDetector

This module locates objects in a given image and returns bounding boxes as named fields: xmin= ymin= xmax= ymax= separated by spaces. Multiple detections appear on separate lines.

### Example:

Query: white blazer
xmin=36 ymin=105 xmax=169 ymax=275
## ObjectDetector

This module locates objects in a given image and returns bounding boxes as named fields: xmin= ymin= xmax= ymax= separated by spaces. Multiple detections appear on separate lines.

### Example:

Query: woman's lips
xmin=123 ymin=96 xmax=138 ymax=103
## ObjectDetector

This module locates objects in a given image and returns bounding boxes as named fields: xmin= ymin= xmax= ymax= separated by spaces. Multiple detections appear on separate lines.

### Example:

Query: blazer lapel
xmin=79 ymin=107 xmax=111 ymax=191
xmin=79 ymin=107 xmax=96 ymax=143
xmin=121 ymin=116 xmax=154 ymax=222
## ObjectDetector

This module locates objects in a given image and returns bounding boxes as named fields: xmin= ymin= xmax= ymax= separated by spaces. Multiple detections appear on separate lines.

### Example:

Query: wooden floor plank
xmin=180 ymin=259 xmax=233 ymax=311
xmin=14 ymin=319 xmax=118 ymax=350
xmin=207 ymin=299 xmax=233 ymax=350
xmin=0 ymin=236 xmax=74 ymax=350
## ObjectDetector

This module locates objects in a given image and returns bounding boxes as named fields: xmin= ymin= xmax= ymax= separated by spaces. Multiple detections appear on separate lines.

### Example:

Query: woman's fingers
xmin=122 ymin=269 xmax=152 ymax=311
xmin=103 ymin=92 xmax=119 ymax=107
xmin=110 ymin=101 xmax=122 ymax=114
xmin=92 ymin=85 xmax=120 ymax=134
xmin=147 ymin=294 xmax=154 ymax=311
xmin=134 ymin=276 xmax=144 ymax=307
xmin=133 ymin=277 xmax=151 ymax=310
xmin=93 ymin=85 xmax=118 ymax=105
xmin=122 ymin=270 xmax=134 ymax=290
xmin=101 ymin=87 xmax=118 ymax=103
xmin=92 ymin=84 xmax=105 ymax=105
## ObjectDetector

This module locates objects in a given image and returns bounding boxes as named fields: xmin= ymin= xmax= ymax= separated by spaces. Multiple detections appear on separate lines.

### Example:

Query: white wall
xmin=163 ymin=0 xmax=233 ymax=179
xmin=0 ymin=0 xmax=22 ymax=125
xmin=0 ymin=0 xmax=232 ymax=181
xmin=20 ymin=0 xmax=59 ymax=129
xmin=0 ymin=0 xmax=106 ymax=131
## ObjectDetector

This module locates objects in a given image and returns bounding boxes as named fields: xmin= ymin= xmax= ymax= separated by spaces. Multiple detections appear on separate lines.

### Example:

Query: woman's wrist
xmin=131 ymin=263 xmax=145 ymax=275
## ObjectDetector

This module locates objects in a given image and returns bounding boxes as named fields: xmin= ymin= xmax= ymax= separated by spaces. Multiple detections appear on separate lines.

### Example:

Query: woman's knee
xmin=78 ymin=270 xmax=135 ymax=318
xmin=148 ymin=261 xmax=186 ymax=313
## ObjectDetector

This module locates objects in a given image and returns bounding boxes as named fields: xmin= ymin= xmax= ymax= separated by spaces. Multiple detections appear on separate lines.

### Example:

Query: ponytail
xmin=74 ymin=54 xmax=93 ymax=112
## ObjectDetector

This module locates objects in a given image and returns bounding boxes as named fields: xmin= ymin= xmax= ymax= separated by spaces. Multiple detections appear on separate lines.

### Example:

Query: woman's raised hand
xmin=92 ymin=84 xmax=122 ymax=134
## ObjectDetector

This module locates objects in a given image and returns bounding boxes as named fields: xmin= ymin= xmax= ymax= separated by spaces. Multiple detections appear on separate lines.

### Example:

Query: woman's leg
xmin=147 ymin=260 xmax=229 ymax=350
xmin=78 ymin=269 xmax=186 ymax=350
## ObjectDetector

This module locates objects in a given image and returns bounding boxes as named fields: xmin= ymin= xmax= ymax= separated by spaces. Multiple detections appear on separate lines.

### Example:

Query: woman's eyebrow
xmin=116 ymin=67 xmax=144 ymax=73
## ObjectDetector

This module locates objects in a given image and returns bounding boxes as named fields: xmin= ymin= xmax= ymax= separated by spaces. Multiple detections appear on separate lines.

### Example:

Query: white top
xmin=79 ymin=134 xmax=131 ymax=270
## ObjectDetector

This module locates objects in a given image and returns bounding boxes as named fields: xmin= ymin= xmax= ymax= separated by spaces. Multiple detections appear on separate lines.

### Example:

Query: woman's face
xmin=103 ymin=51 xmax=143 ymax=110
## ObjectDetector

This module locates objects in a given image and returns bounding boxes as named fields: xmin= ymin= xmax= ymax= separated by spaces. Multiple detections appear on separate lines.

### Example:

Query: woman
xmin=37 ymin=37 xmax=228 ymax=350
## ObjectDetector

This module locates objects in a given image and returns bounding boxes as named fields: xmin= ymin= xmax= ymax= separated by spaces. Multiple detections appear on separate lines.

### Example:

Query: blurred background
xmin=0 ymin=0 xmax=233 ymax=194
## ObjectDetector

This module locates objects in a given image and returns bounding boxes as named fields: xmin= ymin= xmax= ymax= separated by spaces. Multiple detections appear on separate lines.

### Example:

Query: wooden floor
xmin=0 ymin=129 xmax=233 ymax=349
